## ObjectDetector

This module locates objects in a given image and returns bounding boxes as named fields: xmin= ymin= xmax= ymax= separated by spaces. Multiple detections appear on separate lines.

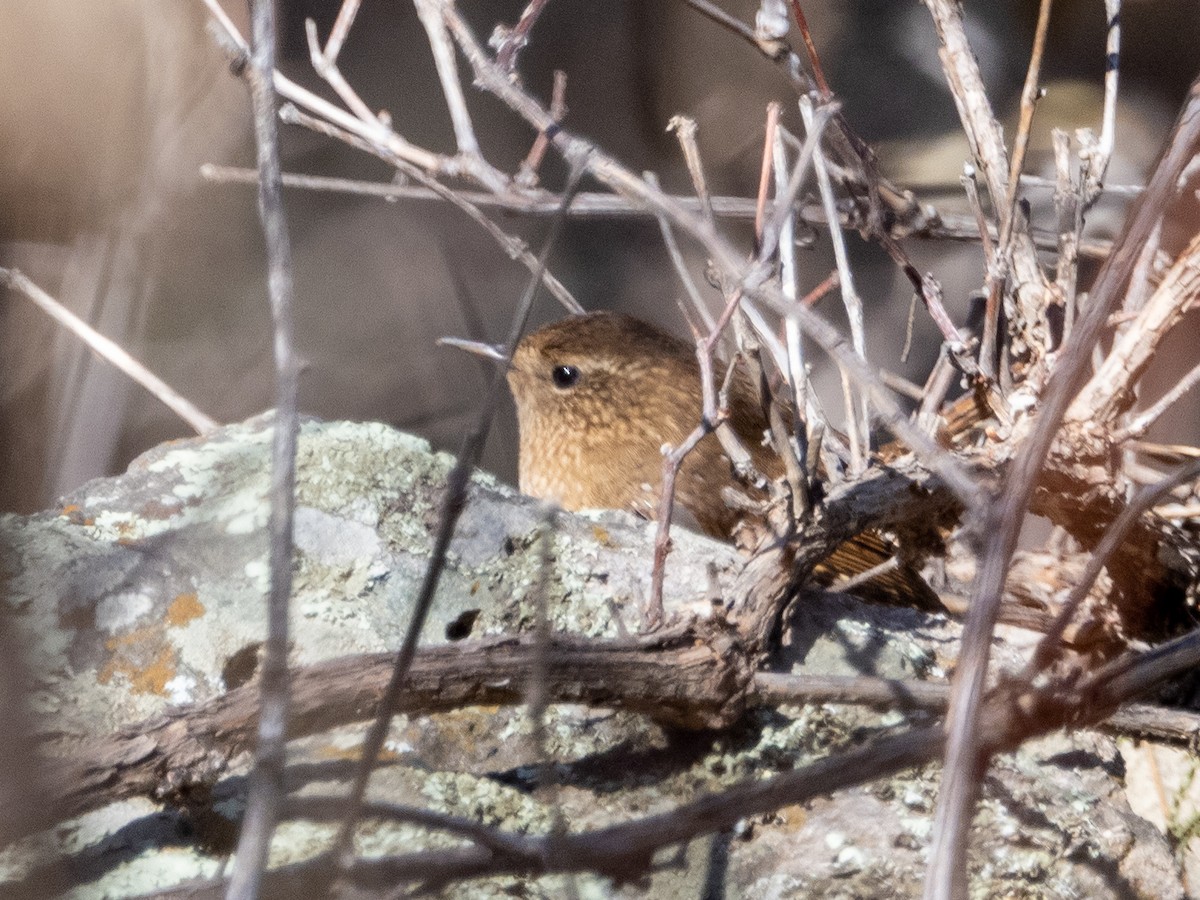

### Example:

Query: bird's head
xmin=506 ymin=312 xmax=700 ymax=436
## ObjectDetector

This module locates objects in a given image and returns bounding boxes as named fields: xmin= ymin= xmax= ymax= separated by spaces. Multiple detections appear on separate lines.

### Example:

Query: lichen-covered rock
xmin=0 ymin=416 xmax=1184 ymax=898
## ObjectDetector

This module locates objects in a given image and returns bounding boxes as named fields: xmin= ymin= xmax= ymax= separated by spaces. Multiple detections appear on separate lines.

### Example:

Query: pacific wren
xmin=506 ymin=311 xmax=775 ymax=538
xmin=501 ymin=311 xmax=940 ymax=609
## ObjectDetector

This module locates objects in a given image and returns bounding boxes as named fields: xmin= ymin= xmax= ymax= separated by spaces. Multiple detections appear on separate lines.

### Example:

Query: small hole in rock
xmin=222 ymin=642 xmax=263 ymax=690
xmin=445 ymin=609 xmax=480 ymax=641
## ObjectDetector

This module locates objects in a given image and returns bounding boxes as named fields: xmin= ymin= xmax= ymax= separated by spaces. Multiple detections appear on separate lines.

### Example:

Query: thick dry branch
xmin=1031 ymin=453 xmax=1200 ymax=640
xmin=756 ymin=673 xmax=1200 ymax=749
xmin=33 ymin=628 xmax=752 ymax=834
xmin=730 ymin=455 xmax=966 ymax=653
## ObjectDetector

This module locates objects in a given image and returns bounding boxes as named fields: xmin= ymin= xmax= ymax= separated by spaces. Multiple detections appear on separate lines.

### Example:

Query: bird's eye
xmin=551 ymin=364 xmax=581 ymax=389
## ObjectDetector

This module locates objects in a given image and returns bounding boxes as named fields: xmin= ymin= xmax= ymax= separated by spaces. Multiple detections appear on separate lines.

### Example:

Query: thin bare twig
xmin=648 ymin=420 xmax=715 ymax=626
xmin=1021 ymin=173 xmax=1141 ymax=196
xmin=680 ymin=0 xmax=801 ymax=70
xmin=493 ymin=0 xmax=555 ymax=73
xmin=756 ymin=105 xmax=834 ymax=269
xmin=800 ymin=95 xmax=868 ymax=471
xmin=645 ymin=171 xmax=717 ymax=344
xmin=1131 ymin=440 xmax=1200 ymax=462
xmin=1120 ymin=220 xmax=1164 ymax=324
xmin=201 ymin=0 xmax=445 ymax=175
xmin=226 ymin=0 xmax=299 ymax=895
xmin=287 ymin=796 xmax=530 ymax=857
xmin=773 ymin=125 xmax=810 ymax=490
xmin=656 ymin=129 xmax=771 ymax=608
xmin=960 ymin=164 xmax=995 ymax=268
xmin=986 ymin=0 xmax=1051 ymax=376
xmin=304 ymin=17 xmax=379 ymax=127
xmin=755 ymin=673 xmax=1200 ymax=748
xmin=1070 ymin=226 xmax=1200 ymax=425
xmin=741 ymin=108 xmax=813 ymax=516
xmin=518 ymin=69 xmax=568 ymax=185
xmin=0 ymin=267 xmax=218 ymax=436
xmin=752 ymin=104 xmax=781 ymax=252
xmin=1003 ymin=0 xmax=1052 ymax=239
xmin=1052 ymin=130 xmax=1082 ymax=342
xmin=322 ymin=0 xmax=362 ymax=64
xmin=787 ymin=1 xmax=830 ymax=98
xmin=915 ymin=348 xmax=957 ymax=436
xmin=649 ymin=142 xmax=756 ymax=485
xmin=1083 ymin=0 xmax=1122 ymax=200
xmin=684 ymin=0 xmax=943 ymax=251
xmin=413 ymin=0 xmax=509 ymax=193
xmin=647 ymin=275 xmax=760 ymax=623
xmin=668 ymin=116 xmax=716 ymax=229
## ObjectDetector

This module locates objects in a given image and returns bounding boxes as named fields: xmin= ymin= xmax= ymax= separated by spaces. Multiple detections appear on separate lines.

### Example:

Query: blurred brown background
xmin=1 ymin=0 xmax=1197 ymax=514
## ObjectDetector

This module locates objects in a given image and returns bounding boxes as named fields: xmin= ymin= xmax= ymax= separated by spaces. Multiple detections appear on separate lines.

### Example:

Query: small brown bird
xmin=499 ymin=311 xmax=940 ymax=608
xmin=506 ymin=311 xmax=775 ymax=538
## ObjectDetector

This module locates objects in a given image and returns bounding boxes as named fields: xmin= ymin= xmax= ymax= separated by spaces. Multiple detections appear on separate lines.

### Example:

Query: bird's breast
xmin=517 ymin=411 xmax=669 ymax=511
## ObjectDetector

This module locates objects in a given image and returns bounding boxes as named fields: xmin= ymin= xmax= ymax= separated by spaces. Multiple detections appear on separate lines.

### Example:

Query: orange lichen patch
xmin=125 ymin=646 xmax=177 ymax=695
xmin=167 ymin=592 xmax=205 ymax=626
xmin=591 ymin=524 xmax=613 ymax=547
xmin=97 ymin=596 xmax=204 ymax=695
xmin=98 ymin=626 xmax=178 ymax=695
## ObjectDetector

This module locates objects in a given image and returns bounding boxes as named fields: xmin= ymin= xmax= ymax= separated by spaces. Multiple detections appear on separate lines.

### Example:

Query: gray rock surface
xmin=0 ymin=416 xmax=1184 ymax=898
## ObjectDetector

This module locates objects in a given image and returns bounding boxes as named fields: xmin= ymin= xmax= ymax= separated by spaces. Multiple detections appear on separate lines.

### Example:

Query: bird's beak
xmin=437 ymin=336 xmax=508 ymax=363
